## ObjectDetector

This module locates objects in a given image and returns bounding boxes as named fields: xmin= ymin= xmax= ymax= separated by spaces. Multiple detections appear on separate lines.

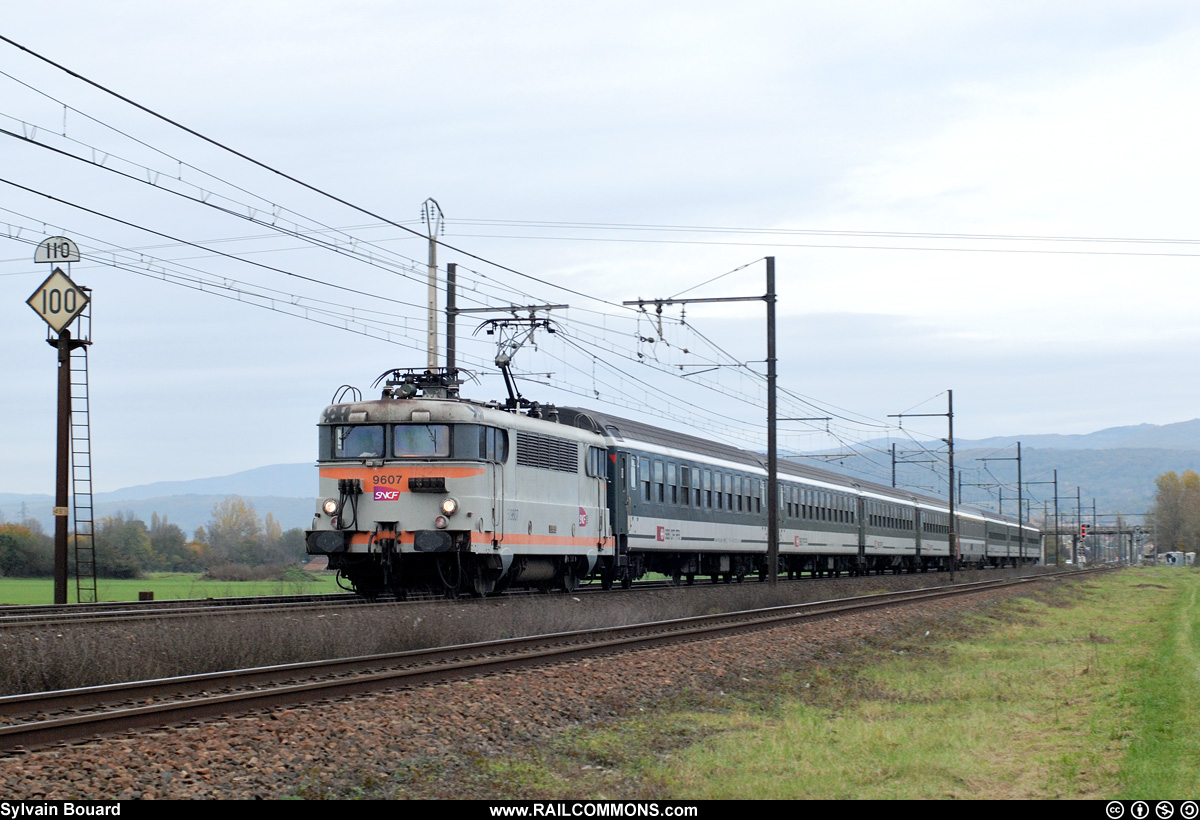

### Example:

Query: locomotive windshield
xmin=320 ymin=422 xmax=507 ymax=462
xmin=393 ymin=424 xmax=451 ymax=458
xmin=333 ymin=425 xmax=384 ymax=458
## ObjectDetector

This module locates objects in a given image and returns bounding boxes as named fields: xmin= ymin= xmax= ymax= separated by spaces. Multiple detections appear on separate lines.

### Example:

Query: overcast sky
xmin=3 ymin=1 xmax=1200 ymax=495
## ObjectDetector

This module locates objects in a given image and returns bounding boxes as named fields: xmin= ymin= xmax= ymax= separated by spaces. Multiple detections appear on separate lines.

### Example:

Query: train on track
xmin=304 ymin=368 xmax=1041 ymax=597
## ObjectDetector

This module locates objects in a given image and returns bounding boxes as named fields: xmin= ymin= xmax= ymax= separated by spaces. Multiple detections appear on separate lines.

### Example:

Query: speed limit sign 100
xmin=27 ymin=267 xmax=89 ymax=333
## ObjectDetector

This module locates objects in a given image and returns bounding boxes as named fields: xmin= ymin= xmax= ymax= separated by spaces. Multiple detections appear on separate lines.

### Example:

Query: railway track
xmin=0 ymin=570 xmax=1097 ymax=755
xmin=0 ymin=579 xmax=681 ymax=629
xmin=0 ymin=567 xmax=1045 ymax=629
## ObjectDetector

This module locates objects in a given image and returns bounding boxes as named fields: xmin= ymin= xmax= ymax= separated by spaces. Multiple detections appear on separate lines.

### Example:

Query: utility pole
xmin=422 ymin=198 xmax=444 ymax=370
xmin=624 ymin=257 xmax=779 ymax=583
xmin=1092 ymin=498 xmax=1097 ymax=562
xmin=889 ymin=390 xmax=955 ymax=579
xmin=981 ymin=442 xmax=1022 ymax=563
xmin=1080 ymin=487 xmax=1089 ymax=564
xmin=1054 ymin=470 xmax=1059 ymax=567
xmin=1043 ymin=500 xmax=1048 ymax=563
xmin=446 ymin=262 xmax=457 ymax=371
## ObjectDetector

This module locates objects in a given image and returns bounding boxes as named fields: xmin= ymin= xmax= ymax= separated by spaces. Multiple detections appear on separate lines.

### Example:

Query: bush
xmin=203 ymin=563 xmax=291 ymax=582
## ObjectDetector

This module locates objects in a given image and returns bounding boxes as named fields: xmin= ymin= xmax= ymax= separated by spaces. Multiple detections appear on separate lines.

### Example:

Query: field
xmin=483 ymin=567 xmax=1200 ymax=799
xmin=0 ymin=571 xmax=343 ymax=605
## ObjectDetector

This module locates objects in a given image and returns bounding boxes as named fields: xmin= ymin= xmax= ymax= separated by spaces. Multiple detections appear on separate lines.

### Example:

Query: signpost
xmin=27 ymin=266 xmax=89 ymax=333
xmin=28 ymin=237 xmax=89 ymax=605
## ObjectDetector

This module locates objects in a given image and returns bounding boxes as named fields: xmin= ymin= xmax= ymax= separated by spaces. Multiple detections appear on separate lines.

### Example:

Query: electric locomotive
xmin=305 ymin=369 xmax=612 ymax=596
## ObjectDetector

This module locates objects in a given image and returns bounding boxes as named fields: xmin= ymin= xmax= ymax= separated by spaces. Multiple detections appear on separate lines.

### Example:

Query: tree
xmin=95 ymin=512 xmax=153 ymax=578
xmin=0 ymin=523 xmax=54 ymax=577
xmin=206 ymin=496 xmax=265 ymax=565
xmin=148 ymin=513 xmax=198 ymax=572
xmin=1148 ymin=470 xmax=1200 ymax=553
xmin=276 ymin=528 xmax=307 ymax=564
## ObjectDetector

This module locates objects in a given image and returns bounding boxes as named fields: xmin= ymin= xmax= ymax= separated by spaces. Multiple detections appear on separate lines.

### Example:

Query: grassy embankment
xmin=476 ymin=567 xmax=1200 ymax=799
xmin=0 ymin=571 xmax=342 ymax=605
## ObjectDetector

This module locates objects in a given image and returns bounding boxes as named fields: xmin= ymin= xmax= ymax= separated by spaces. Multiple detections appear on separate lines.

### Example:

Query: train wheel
xmin=620 ymin=573 xmax=633 ymax=589
xmin=685 ymin=574 xmax=695 ymax=586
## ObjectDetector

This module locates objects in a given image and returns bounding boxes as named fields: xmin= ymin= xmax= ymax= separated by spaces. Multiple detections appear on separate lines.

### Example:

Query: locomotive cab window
xmin=332 ymin=425 xmax=384 ymax=459
xmin=586 ymin=446 xmax=607 ymax=478
xmin=393 ymin=424 xmax=450 ymax=458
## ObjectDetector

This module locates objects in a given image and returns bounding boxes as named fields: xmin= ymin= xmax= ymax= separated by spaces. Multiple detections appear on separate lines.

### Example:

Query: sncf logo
xmin=374 ymin=488 xmax=401 ymax=501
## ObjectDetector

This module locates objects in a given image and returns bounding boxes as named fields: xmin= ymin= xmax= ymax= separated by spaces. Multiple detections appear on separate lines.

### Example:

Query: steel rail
xmin=0 ymin=571 xmax=1102 ymax=755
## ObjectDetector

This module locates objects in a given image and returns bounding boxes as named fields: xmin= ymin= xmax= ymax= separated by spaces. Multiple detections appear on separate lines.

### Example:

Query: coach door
xmin=914 ymin=508 xmax=923 ymax=559
xmin=856 ymin=496 xmax=866 ymax=562
xmin=608 ymin=451 xmax=630 ymax=536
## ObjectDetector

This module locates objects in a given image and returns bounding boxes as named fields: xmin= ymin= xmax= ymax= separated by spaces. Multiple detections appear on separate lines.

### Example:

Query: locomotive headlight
xmin=322 ymin=498 xmax=339 ymax=516
xmin=434 ymin=515 xmax=449 ymax=529
xmin=440 ymin=497 xmax=459 ymax=516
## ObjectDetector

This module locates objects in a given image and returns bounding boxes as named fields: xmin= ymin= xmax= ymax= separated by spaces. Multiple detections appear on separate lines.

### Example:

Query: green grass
xmin=0 ymin=571 xmax=343 ymax=605
xmin=465 ymin=568 xmax=1200 ymax=800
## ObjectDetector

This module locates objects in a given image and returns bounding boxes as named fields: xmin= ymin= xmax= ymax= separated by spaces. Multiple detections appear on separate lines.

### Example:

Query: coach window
xmin=667 ymin=463 xmax=678 ymax=504
xmin=333 ymin=425 xmax=384 ymax=459
xmin=692 ymin=468 xmax=701 ymax=506
xmin=703 ymin=469 xmax=713 ymax=508
xmin=721 ymin=473 xmax=731 ymax=510
xmin=733 ymin=475 xmax=743 ymax=512
xmin=639 ymin=457 xmax=651 ymax=501
xmin=654 ymin=460 xmax=665 ymax=503
xmin=679 ymin=466 xmax=690 ymax=506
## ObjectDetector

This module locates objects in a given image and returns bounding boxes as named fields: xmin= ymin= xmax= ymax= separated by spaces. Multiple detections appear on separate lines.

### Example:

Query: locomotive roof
xmin=555 ymin=405 xmax=1030 ymax=529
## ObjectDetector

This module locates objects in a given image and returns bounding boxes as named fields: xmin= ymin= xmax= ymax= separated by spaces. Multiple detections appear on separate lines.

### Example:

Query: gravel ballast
xmin=0 ymin=574 xmax=1050 ymax=799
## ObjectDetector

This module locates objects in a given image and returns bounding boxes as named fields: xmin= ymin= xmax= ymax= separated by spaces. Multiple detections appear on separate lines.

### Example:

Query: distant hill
xmin=95 ymin=463 xmax=315 ymax=502
xmin=0 ymin=463 xmax=316 ymax=537
xmin=953 ymin=418 xmax=1200 ymax=452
